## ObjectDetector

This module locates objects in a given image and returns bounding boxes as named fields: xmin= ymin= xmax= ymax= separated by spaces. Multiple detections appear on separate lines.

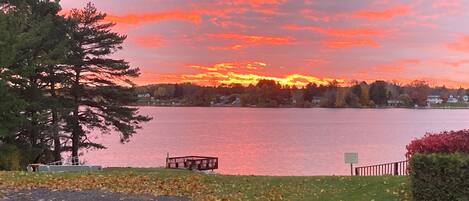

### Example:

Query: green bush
xmin=0 ymin=144 xmax=21 ymax=171
xmin=410 ymin=153 xmax=469 ymax=201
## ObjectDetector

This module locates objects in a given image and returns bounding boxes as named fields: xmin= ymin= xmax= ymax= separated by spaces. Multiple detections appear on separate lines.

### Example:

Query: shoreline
xmin=131 ymin=104 xmax=469 ymax=109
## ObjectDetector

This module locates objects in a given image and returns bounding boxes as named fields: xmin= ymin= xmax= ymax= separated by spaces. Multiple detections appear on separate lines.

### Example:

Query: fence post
xmin=393 ymin=162 xmax=399 ymax=175
xmin=355 ymin=168 xmax=359 ymax=176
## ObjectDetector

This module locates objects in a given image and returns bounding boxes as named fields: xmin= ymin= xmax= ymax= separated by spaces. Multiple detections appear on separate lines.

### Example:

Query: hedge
xmin=410 ymin=153 xmax=469 ymax=201
xmin=0 ymin=144 xmax=21 ymax=171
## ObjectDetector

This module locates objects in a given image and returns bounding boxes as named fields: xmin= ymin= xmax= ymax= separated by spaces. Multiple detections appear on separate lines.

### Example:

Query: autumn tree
xmin=406 ymin=80 xmax=431 ymax=106
xmin=350 ymin=81 xmax=369 ymax=107
xmin=369 ymin=81 xmax=388 ymax=106
xmin=335 ymin=87 xmax=347 ymax=107
xmin=255 ymin=79 xmax=284 ymax=107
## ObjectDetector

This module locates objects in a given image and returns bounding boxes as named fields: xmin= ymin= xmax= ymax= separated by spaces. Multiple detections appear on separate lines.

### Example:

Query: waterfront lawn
xmin=0 ymin=168 xmax=411 ymax=201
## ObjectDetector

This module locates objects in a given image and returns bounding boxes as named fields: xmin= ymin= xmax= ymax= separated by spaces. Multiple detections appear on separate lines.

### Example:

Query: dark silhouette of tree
xmin=369 ymin=81 xmax=388 ymax=106
xmin=65 ymin=3 xmax=151 ymax=162
xmin=1 ymin=0 xmax=69 ymax=164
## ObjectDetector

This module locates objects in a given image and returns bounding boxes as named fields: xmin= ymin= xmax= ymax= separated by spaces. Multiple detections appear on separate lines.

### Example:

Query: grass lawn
xmin=0 ymin=168 xmax=412 ymax=201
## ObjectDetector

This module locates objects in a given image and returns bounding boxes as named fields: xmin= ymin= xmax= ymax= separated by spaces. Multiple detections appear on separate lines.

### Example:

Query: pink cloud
xmin=435 ymin=59 xmax=469 ymax=68
xmin=353 ymin=5 xmax=411 ymax=19
xmin=373 ymin=59 xmax=420 ymax=73
xmin=283 ymin=24 xmax=386 ymax=36
xmin=432 ymin=0 xmax=461 ymax=9
xmin=105 ymin=11 xmax=202 ymax=25
xmin=187 ymin=61 xmax=268 ymax=72
xmin=207 ymin=33 xmax=294 ymax=49
xmin=131 ymin=36 xmax=164 ymax=48
xmin=321 ymin=38 xmax=380 ymax=48
xmin=447 ymin=36 xmax=469 ymax=52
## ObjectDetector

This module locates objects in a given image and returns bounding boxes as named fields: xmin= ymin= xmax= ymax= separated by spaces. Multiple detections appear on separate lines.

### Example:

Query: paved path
xmin=0 ymin=188 xmax=190 ymax=201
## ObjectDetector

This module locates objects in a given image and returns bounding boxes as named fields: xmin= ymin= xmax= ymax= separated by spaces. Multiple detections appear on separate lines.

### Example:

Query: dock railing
xmin=355 ymin=160 xmax=409 ymax=176
xmin=166 ymin=156 xmax=218 ymax=171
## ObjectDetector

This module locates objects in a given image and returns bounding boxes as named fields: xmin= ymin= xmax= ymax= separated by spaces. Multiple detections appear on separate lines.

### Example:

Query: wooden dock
xmin=166 ymin=155 xmax=218 ymax=171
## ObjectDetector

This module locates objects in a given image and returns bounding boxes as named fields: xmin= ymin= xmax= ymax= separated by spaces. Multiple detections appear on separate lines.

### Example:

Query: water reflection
xmin=84 ymin=107 xmax=469 ymax=176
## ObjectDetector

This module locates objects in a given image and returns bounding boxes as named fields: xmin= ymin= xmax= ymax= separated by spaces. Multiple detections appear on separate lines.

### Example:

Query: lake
xmin=84 ymin=107 xmax=469 ymax=176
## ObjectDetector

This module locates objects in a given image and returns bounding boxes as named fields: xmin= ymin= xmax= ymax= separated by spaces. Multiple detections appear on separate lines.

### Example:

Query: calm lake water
xmin=84 ymin=107 xmax=469 ymax=176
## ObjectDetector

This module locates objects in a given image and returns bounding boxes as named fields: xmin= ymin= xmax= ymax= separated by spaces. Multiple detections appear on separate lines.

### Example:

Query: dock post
xmin=166 ymin=153 xmax=169 ymax=168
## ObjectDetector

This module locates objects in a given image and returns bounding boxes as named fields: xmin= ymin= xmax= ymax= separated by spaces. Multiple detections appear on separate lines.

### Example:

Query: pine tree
xmin=65 ymin=3 xmax=151 ymax=163
xmin=0 ymin=0 xmax=69 ymax=163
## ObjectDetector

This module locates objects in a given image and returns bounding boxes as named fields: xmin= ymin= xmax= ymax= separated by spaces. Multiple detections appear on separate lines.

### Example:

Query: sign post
xmin=344 ymin=153 xmax=358 ymax=176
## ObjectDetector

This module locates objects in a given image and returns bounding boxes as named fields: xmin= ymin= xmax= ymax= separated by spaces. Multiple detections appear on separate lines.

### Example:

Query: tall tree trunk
xmin=71 ymin=70 xmax=80 ymax=165
xmin=71 ymin=106 xmax=80 ymax=165
xmin=52 ymin=109 xmax=61 ymax=161
xmin=29 ymin=78 xmax=40 ymax=163
xmin=51 ymin=88 xmax=61 ymax=162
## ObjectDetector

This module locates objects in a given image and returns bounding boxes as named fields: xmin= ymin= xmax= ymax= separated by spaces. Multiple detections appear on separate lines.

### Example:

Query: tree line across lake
xmin=135 ymin=80 xmax=469 ymax=108
xmin=0 ymin=1 xmax=150 ymax=170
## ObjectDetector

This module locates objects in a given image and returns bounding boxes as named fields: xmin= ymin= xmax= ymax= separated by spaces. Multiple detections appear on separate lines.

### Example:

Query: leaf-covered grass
xmin=0 ymin=168 xmax=412 ymax=201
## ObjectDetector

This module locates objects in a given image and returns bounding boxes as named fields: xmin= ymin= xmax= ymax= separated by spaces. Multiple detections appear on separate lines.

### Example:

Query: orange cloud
xmin=207 ymin=33 xmax=293 ymax=50
xmin=235 ymin=0 xmax=284 ymax=5
xmin=105 ymin=11 xmax=202 ymax=25
xmin=373 ymin=59 xmax=420 ymax=73
xmin=160 ymin=72 xmax=343 ymax=87
xmin=157 ymin=59 xmax=341 ymax=86
xmin=447 ymin=36 xmax=469 ymax=52
xmin=132 ymin=36 xmax=163 ymax=48
xmin=187 ymin=61 xmax=267 ymax=71
xmin=208 ymin=44 xmax=246 ymax=50
xmin=208 ymin=33 xmax=293 ymax=45
xmin=432 ymin=0 xmax=461 ymax=10
xmin=435 ymin=59 xmax=469 ymax=68
xmin=220 ymin=73 xmax=343 ymax=86
xmin=283 ymin=24 xmax=386 ymax=36
xmin=321 ymin=38 xmax=380 ymax=48
xmin=353 ymin=5 xmax=411 ymax=19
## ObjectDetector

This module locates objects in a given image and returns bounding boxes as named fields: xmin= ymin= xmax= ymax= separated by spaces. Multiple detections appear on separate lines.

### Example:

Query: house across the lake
xmin=387 ymin=99 xmax=403 ymax=106
xmin=447 ymin=95 xmax=459 ymax=103
xmin=137 ymin=93 xmax=151 ymax=98
xmin=311 ymin=97 xmax=322 ymax=105
xmin=426 ymin=95 xmax=443 ymax=105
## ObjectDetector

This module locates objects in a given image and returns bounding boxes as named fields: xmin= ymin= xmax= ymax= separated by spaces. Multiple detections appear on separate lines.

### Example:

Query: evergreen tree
xmin=1 ymin=0 xmax=68 ymax=164
xmin=65 ymin=3 xmax=151 ymax=163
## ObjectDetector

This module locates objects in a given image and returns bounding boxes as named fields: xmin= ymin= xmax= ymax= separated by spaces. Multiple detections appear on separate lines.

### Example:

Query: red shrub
xmin=406 ymin=130 xmax=469 ymax=158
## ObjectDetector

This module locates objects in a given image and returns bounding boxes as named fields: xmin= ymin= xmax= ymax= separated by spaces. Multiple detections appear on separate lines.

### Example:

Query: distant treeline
xmin=134 ymin=80 xmax=469 ymax=108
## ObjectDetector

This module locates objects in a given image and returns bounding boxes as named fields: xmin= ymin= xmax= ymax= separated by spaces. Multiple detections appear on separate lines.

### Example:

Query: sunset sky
xmin=60 ymin=0 xmax=469 ymax=87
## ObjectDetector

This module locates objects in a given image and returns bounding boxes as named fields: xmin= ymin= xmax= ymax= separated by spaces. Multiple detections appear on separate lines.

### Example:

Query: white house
xmin=426 ymin=95 xmax=443 ymax=105
xmin=387 ymin=99 xmax=403 ymax=106
xmin=311 ymin=97 xmax=322 ymax=105
xmin=447 ymin=95 xmax=458 ymax=103
xmin=137 ymin=93 xmax=151 ymax=98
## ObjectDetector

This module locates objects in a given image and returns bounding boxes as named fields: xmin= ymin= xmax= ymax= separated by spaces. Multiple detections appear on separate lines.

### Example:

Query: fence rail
xmin=355 ymin=160 xmax=409 ymax=176
xmin=46 ymin=156 xmax=82 ymax=166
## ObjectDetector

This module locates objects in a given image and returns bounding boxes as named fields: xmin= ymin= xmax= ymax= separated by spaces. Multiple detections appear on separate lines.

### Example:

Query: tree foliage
xmin=0 ymin=1 xmax=151 ymax=169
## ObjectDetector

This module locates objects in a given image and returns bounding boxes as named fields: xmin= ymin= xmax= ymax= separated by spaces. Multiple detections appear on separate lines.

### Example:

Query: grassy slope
xmin=0 ymin=168 xmax=412 ymax=201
